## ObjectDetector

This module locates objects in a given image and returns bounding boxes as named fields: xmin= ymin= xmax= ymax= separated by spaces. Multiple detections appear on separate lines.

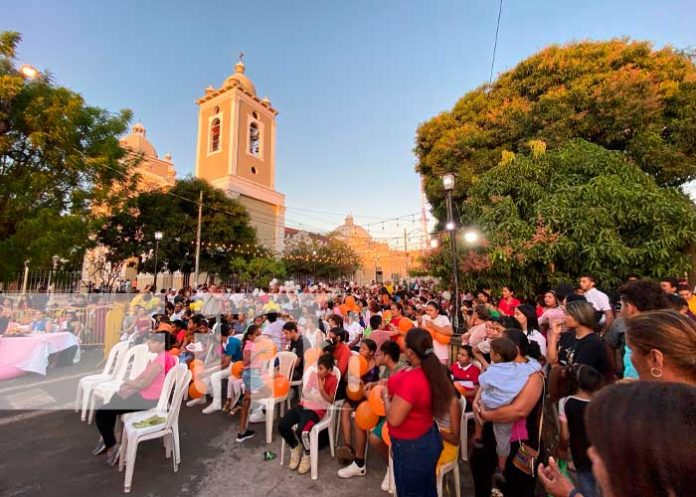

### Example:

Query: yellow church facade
xmin=194 ymin=58 xmax=286 ymax=254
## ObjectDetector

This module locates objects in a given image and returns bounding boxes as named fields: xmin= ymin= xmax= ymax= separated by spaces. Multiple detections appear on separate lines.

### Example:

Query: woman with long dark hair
xmin=540 ymin=381 xmax=696 ymax=497
xmin=382 ymin=328 xmax=454 ymax=497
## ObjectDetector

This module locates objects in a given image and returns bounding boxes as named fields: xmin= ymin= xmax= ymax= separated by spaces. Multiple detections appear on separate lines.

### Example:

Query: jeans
xmin=575 ymin=470 xmax=599 ymax=497
xmin=391 ymin=424 xmax=443 ymax=497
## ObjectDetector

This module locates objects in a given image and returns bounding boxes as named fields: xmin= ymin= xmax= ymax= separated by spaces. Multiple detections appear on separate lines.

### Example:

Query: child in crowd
xmin=450 ymin=345 xmax=480 ymax=409
xmin=278 ymin=354 xmax=338 ymax=475
xmin=473 ymin=337 xmax=541 ymax=483
xmin=559 ymin=364 xmax=603 ymax=497
xmin=236 ymin=324 xmax=267 ymax=442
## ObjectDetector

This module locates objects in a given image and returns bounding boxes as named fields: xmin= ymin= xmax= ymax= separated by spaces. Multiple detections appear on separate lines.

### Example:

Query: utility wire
xmin=489 ymin=0 xmax=504 ymax=85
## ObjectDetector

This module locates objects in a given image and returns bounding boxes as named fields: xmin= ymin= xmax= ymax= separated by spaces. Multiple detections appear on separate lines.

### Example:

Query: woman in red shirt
xmin=383 ymin=328 xmax=455 ymax=497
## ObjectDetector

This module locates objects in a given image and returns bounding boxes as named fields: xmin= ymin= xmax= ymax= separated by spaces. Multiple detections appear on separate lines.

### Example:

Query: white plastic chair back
xmin=103 ymin=341 xmax=129 ymax=376
xmin=275 ymin=351 xmax=297 ymax=381
xmin=112 ymin=344 xmax=148 ymax=382
xmin=129 ymin=345 xmax=155 ymax=380
xmin=155 ymin=364 xmax=189 ymax=414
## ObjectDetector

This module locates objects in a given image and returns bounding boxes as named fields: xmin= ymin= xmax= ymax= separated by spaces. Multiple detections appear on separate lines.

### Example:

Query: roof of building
xmin=331 ymin=214 xmax=370 ymax=240
xmin=223 ymin=61 xmax=257 ymax=96
xmin=119 ymin=122 xmax=157 ymax=158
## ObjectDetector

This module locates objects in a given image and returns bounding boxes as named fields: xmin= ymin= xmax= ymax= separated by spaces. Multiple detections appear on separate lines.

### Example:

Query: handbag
xmin=511 ymin=372 xmax=545 ymax=476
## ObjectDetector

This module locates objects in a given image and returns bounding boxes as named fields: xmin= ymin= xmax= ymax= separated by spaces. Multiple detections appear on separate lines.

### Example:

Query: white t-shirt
xmin=345 ymin=321 xmax=363 ymax=344
xmin=424 ymin=314 xmax=452 ymax=363
xmin=525 ymin=329 xmax=547 ymax=357
xmin=584 ymin=288 xmax=611 ymax=312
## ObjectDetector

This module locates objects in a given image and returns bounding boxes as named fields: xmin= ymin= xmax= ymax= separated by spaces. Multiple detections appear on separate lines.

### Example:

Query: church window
xmin=210 ymin=118 xmax=221 ymax=152
xmin=249 ymin=121 xmax=260 ymax=156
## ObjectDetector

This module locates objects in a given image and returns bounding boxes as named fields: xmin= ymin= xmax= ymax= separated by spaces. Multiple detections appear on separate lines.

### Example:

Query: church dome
xmin=332 ymin=214 xmax=371 ymax=240
xmin=223 ymin=61 xmax=257 ymax=96
xmin=120 ymin=122 xmax=157 ymax=158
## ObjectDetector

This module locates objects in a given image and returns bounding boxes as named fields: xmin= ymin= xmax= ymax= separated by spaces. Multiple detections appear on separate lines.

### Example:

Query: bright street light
xmin=446 ymin=221 xmax=455 ymax=231
xmin=154 ymin=231 xmax=163 ymax=241
xmin=464 ymin=231 xmax=479 ymax=244
xmin=442 ymin=173 xmax=455 ymax=191
xmin=19 ymin=64 xmax=39 ymax=80
xmin=430 ymin=238 xmax=439 ymax=249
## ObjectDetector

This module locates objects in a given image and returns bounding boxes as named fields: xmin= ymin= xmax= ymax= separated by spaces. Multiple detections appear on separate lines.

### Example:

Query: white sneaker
xmin=249 ymin=409 xmax=266 ymax=423
xmin=186 ymin=397 xmax=206 ymax=407
xmin=297 ymin=453 xmax=311 ymax=475
xmin=338 ymin=461 xmax=366 ymax=479
xmin=381 ymin=468 xmax=391 ymax=491
xmin=288 ymin=445 xmax=302 ymax=470
xmin=201 ymin=402 xmax=221 ymax=414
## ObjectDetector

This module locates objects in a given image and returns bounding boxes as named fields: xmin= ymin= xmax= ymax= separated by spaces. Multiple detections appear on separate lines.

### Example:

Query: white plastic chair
xmin=118 ymin=364 xmax=191 ymax=493
xmin=280 ymin=365 xmax=342 ymax=480
xmin=75 ymin=341 xmax=129 ymax=421
xmin=252 ymin=351 xmax=297 ymax=443
xmin=437 ymin=400 xmax=464 ymax=497
xmin=86 ymin=344 xmax=153 ymax=424
xmin=459 ymin=397 xmax=475 ymax=462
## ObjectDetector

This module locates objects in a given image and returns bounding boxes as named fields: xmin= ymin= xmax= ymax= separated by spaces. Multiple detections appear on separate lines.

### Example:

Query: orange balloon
xmin=433 ymin=331 xmax=451 ymax=345
xmin=368 ymin=385 xmax=386 ymax=416
xmin=454 ymin=382 xmax=468 ymax=395
xmin=230 ymin=361 xmax=244 ymax=378
xmin=383 ymin=311 xmax=392 ymax=324
xmin=382 ymin=423 xmax=391 ymax=446
xmin=188 ymin=380 xmax=206 ymax=399
xmin=189 ymin=359 xmax=205 ymax=371
xmin=355 ymin=401 xmax=379 ymax=430
xmin=304 ymin=348 xmax=321 ymax=366
xmin=347 ymin=384 xmax=364 ymax=401
xmin=358 ymin=355 xmax=369 ymax=377
xmin=273 ymin=376 xmax=290 ymax=397
xmin=169 ymin=348 xmax=180 ymax=356
xmin=339 ymin=304 xmax=349 ymax=316
xmin=398 ymin=318 xmax=414 ymax=333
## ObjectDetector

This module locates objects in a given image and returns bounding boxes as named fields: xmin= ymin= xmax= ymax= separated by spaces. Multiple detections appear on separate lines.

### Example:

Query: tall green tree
xmin=422 ymin=140 xmax=696 ymax=294
xmin=0 ymin=31 xmax=135 ymax=278
xmin=415 ymin=39 xmax=696 ymax=222
xmin=96 ymin=178 xmax=257 ymax=280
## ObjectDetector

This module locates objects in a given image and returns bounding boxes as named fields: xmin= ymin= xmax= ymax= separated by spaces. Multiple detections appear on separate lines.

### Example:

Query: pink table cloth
xmin=0 ymin=332 xmax=79 ymax=380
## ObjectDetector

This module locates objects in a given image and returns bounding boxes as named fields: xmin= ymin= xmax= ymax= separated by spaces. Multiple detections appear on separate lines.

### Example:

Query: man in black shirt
xmin=282 ymin=321 xmax=306 ymax=381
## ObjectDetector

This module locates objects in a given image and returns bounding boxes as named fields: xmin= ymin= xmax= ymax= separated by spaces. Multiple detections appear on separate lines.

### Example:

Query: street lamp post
xmin=312 ymin=250 xmax=317 ymax=284
xmin=153 ymin=231 xmax=163 ymax=291
xmin=442 ymin=173 xmax=461 ymax=332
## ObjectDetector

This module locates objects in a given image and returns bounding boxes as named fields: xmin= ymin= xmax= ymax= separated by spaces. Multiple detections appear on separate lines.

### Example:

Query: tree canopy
xmin=283 ymin=236 xmax=362 ymax=282
xmin=422 ymin=140 xmax=696 ymax=293
xmin=95 ymin=177 xmax=257 ymax=282
xmin=0 ymin=31 xmax=134 ymax=279
xmin=416 ymin=39 xmax=696 ymax=223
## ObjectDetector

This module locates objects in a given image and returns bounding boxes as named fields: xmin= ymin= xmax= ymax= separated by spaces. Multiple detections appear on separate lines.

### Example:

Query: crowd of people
xmin=3 ymin=272 xmax=694 ymax=497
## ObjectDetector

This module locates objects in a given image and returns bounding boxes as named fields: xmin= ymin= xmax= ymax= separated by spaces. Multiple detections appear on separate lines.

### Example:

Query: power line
xmin=489 ymin=0 xmax=504 ymax=85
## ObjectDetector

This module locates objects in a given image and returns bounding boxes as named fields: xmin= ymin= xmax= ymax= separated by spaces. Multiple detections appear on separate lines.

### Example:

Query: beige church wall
xmin=237 ymin=195 xmax=279 ymax=250
xmin=235 ymin=98 xmax=273 ymax=187
xmin=197 ymin=100 xmax=232 ymax=182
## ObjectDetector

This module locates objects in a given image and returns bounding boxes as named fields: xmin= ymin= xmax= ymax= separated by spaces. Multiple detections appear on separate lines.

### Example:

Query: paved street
xmin=0 ymin=359 xmax=474 ymax=497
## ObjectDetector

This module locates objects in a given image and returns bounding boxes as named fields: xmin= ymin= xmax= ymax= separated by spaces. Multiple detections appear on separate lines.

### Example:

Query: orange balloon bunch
xmin=368 ymin=385 xmax=386 ymax=416
xmin=355 ymin=401 xmax=379 ymax=430
xmin=230 ymin=360 xmax=244 ymax=378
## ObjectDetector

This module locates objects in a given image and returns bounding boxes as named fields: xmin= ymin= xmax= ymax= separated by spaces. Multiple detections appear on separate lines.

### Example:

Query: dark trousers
xmin=95 ymin=395 xmax=157 ymax=448
xmin=391 ymin=424 xmax=443 ymax=497
xmin=469 ymin=422 xmax=538 ymax=497
xmin=277 ymin=405 xmax=320 ymax=451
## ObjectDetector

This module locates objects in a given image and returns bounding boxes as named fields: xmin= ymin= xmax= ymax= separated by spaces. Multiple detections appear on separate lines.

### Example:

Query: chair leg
xmin=81 ymin=389 xmax=91 ymax=422
xmin=329 ymin=417 xmax=336 ymax=457
xmin=265 ymin=402 xmax=274 ymax=444
xmin=87 ymin=396 xmax=96 ymax=425
xmin=124 ymin=437 xmax=140 ymax=493
xmin=75 ymin=385 xmax=82 ymax=412
xmin=173 ymin=426 xmax=181 ymax=466
xmin=118 ymin=432 xmax=128 ymax=472
xmin=436 ymin=470 xmax=443 ymax=497
xmin=461 ymin=426 xmax=468 ymax=462
xmin=310 ymin=430 xmax=319 ymax=480
xmin=454 ymin=464 xmax=461 ymax=497
xmin=280 ymin=439 xmax=286 ymax=466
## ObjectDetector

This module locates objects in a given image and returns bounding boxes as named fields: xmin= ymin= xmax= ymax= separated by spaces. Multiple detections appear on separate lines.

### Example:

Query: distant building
xmin=118 ymin=122 xmax=176 ymax=191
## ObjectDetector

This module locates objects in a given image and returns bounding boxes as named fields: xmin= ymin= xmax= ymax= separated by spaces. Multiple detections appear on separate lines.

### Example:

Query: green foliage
xmin=96 ymin=177 xmax=256 ymax=276
xmin=422 ymin=140 xmax=696 ymax=294
xmin=230 ymin=256 xmax=286 ymax=288
xmin=416 ymin=39 xmax=696 ymax=221
xmin=0 ymin=31 xmax=133 ymax=278
xmin=283 ymin=236 xmax=362 ymax=281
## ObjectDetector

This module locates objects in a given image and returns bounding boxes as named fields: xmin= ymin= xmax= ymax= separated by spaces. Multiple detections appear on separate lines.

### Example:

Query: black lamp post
xmin=442 ymin=173 xmax=460 ymax=331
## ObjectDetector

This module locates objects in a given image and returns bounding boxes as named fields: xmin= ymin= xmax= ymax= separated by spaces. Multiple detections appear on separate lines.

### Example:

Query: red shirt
xmin=387 ymin=368 xmax=433 ymax=440
xmin=333 ymin=342 xmax=351 ymax=377
xmin=498 ymin=297 xmax=521 ymax=316
xmin=450 ymin=362 xmax=480 ymax=391
xmin=301 ymin=372 xmax=338 ymax=419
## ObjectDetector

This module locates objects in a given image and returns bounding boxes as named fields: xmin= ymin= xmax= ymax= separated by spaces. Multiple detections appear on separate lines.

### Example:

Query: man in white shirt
xmin=579 ymin=274 xmax=613 ymax=334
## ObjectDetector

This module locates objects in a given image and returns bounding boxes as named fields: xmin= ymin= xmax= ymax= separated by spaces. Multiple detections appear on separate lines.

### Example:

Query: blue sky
xmin=5 ymin=0 xmax=695 ymax=247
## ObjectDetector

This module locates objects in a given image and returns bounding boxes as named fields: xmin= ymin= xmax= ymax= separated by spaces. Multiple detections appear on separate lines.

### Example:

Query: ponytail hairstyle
xmin=503 ymin=328 xmax=542 ymax=361
xmin=242 ymin=324 xmax=261 ymax=348
xmin=405 ymin=328 xmax=454 ymax=417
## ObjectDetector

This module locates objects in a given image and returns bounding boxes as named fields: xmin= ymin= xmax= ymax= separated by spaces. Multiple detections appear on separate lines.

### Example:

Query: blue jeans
xmin=575 ymin=470 xmax=599 ymax=497
xmin=391 ymin=424 xmax=443 ymax=497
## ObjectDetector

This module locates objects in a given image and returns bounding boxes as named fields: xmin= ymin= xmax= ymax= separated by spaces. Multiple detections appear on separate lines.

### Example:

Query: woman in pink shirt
xmin=93 ymin=331 xmax=177 ymax=465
